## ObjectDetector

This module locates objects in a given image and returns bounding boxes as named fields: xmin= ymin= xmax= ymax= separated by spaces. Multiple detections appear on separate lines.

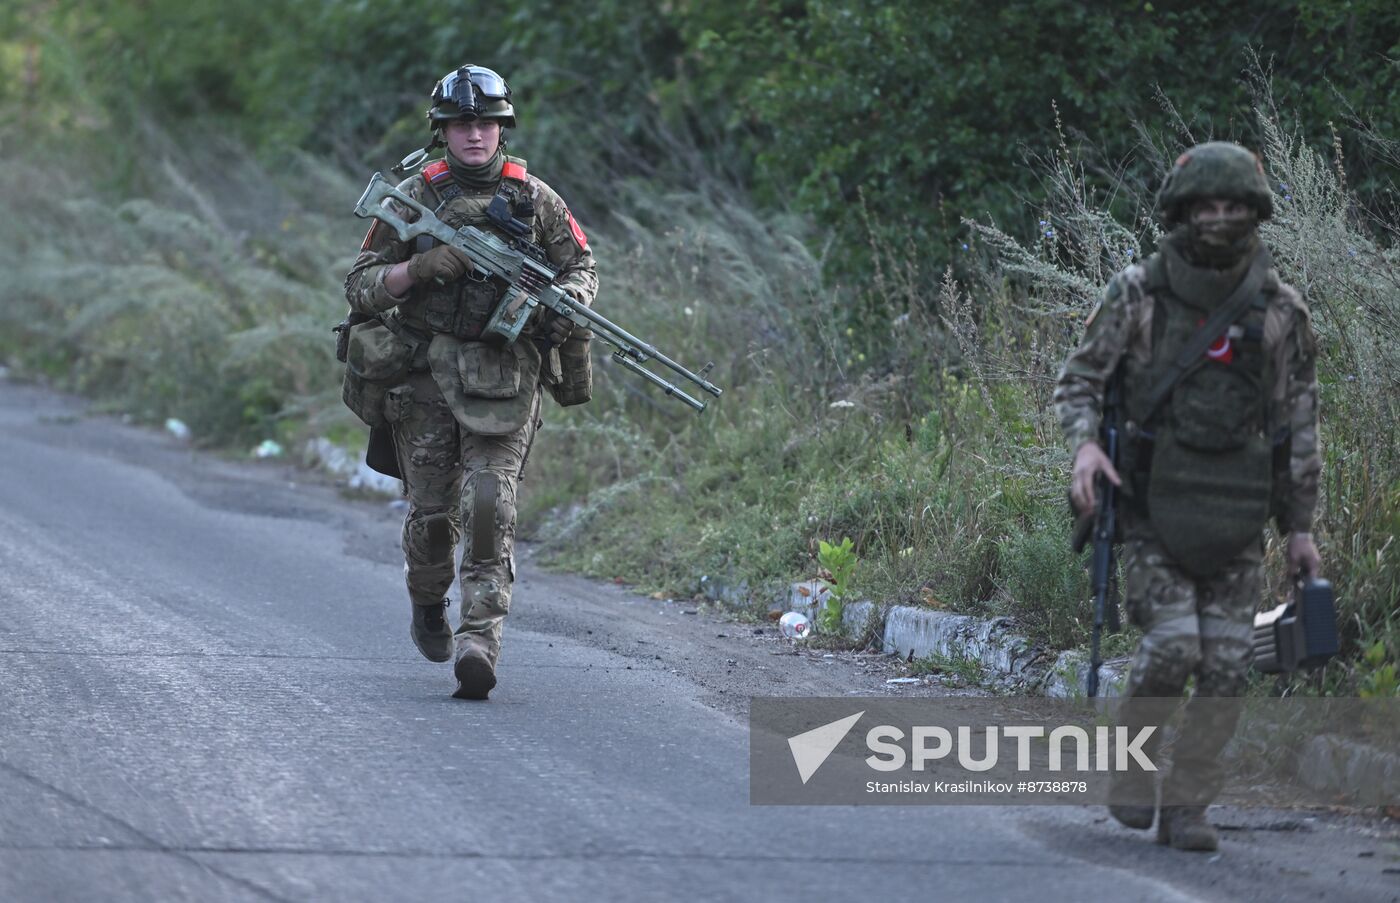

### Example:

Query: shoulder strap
xmin=413 ymin=171 xmax=439 ymax=255
xmin=1140 ymin=248 xmax=1273 ymax=426
xmin=412 ymin=167 xmax=448 ymax=253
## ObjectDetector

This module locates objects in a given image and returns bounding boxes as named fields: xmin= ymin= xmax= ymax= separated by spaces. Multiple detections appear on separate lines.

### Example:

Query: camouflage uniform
xmin=344 ymin=140 xmax=596 ymax=691
xmin=1054 ymin=144 xmax=1320 ymax=829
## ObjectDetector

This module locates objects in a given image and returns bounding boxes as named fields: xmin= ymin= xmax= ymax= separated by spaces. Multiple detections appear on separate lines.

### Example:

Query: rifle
xmin=1072 ymin=371 xmax=1123 ymax=697
xmin=353 ymin=173 xmax=723 ymax=412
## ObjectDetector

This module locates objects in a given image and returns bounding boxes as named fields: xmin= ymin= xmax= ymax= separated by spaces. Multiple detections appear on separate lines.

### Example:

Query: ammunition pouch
xmin=342 ymin=318 xmax=414 ymax=429
xmin=334 ymin=311 xmax=371 ymax=363
xmin=1168 ymin=363 xmax=1262 ymax=452
xmin=546 ymin=328 xmax=593 ymax=407
xmin=428 ymin=335 xmax=541 ymax=436
xmin=458 ymin=341 xmax=522 ymax=399
xmin=1147 ymin=425 xmax=1271 ymax=578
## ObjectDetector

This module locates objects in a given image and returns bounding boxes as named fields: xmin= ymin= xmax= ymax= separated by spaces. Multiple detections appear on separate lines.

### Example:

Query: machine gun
xmin=353 ymin=172 xmax=723 ymax=412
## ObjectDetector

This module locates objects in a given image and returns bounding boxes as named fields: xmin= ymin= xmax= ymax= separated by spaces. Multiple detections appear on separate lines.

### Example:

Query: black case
xmin=1252 ymin=578 xmax=1339 ymax=673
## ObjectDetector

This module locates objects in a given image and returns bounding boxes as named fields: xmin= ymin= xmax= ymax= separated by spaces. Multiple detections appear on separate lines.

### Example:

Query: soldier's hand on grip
xmin=543 ymin=311 xmax=575 ymax=346
xmin=1071 ymin=441 xmax=1121 ymax=515
xmin=407 ymin=244 xmax=472 ymax=285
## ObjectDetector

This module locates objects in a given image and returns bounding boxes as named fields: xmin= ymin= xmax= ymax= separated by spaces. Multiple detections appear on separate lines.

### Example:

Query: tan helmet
xmin=427 ymin=65 xmax=516 ymax=129
xmin=1155 ymin=141 xmax=1273 ymax=225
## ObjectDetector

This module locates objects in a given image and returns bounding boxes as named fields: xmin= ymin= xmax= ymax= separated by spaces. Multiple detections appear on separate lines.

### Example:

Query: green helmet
xmin=427 ymin=65 xmax=516 ymax=129
xmin=1155 ymin=141 xmax=1273 ymax=225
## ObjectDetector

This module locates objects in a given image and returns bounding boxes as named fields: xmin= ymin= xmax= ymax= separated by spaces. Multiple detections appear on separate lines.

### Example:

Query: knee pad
xmin=470 ymin=471 xmax=501 ymax=563
xmin=406 ymin=508 xmax=456 ymax=565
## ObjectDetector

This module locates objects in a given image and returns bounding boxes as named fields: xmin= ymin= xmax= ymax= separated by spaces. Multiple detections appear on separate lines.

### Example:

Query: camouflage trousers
xmin=385 ymin=369 xmax=541 ymax=667
xmin=1117 ymin=532 xmax=1262 ymax=807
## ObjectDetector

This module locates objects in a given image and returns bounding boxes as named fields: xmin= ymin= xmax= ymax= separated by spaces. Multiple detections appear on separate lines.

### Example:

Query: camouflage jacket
xmin=343 ymin=165 xmax=598 ymax=321
xmin=1053 ymin=256 xmax=1320 ymax=534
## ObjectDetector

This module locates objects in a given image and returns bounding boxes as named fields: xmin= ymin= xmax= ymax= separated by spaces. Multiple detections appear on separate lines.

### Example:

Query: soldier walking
xmin=342 ymin=65 xmax=597 ymax=699
xmin=1054 ymin=143 xmax=1322 ymax=850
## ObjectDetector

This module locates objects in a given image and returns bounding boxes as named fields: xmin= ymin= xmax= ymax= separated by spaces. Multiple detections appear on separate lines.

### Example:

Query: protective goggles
xmin=433 ymin=65 xmax=511 ymax=109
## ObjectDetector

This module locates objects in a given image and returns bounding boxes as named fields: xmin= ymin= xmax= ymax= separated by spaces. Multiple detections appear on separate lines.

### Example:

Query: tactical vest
xmin=1124 ymin=247 xmax=1279 ymax=576
xmin=392 ymin=156 xmax=536 ymax=342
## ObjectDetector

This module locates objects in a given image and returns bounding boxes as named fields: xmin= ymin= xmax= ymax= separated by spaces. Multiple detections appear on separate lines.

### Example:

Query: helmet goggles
xmin=433 ymin=65 xmax=510 ymax=113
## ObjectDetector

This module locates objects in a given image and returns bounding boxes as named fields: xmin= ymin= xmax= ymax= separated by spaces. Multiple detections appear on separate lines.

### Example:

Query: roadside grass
xmin=0 ymin=126 xmax=366 ymax=451
xmin=907 ymin=651 xmax=989 ymax=688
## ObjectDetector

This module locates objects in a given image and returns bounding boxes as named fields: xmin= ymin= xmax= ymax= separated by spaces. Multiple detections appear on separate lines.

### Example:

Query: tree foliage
xmin=5 ymin=1 xmax=1397 ymax=271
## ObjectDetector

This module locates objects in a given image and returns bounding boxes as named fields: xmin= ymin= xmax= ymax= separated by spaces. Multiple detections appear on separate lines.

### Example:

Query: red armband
xmin=567 ymin=211 xmax=588 ymax=250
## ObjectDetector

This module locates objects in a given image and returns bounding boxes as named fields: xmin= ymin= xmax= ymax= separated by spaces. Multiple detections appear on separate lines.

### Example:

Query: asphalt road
xmin=0 ymin=380 xmax=1394 ymax=903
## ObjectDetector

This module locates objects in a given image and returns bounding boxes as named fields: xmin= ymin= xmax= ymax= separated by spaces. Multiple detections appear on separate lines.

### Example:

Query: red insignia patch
xmin=502 ymin=160 xmax=528 ymax=182
xmin=423 ymin=160 xmax=451 ymax=184
xmin=567 ymin=211 xmax=588 ymax=250
xmin=1206 ymin=334 xmax=1234 ymax=364
xmin=360 ymin=222 xmax=380 ymax=251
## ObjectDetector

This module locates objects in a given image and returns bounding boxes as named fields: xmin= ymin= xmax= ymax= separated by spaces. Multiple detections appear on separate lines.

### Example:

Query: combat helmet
xmin=1155 ymin=141 xmax=1273 ymax=225
xmin=428 ymin=65 xmax=516 ymax=129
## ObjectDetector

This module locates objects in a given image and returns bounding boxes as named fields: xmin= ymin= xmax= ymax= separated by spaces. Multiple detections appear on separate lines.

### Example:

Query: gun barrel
xmin=564 ymin=303 xmax=723 ymax=399
xmin=612 ymin=353 xmax=707 ymax=412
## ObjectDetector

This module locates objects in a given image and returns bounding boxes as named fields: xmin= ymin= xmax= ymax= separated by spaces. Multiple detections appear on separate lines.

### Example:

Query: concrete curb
xmin=780 ymin=581 xmax=877 ymax=637
xmin=1297 ymin=733 xmax=1400 ymax=803
xmin=779 ymin=582 xmax=1129 ymax=696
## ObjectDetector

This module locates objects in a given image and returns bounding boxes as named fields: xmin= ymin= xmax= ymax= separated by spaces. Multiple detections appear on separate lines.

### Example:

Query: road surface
xmin=0 ymin=380 xmax=1393 ymax=902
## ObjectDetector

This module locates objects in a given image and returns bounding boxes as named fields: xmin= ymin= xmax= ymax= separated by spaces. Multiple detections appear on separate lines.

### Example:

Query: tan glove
xmin=543 ymin=311 xmax=576 ymax=346
xmin=407 ymin=244 xmax=471 ymax=284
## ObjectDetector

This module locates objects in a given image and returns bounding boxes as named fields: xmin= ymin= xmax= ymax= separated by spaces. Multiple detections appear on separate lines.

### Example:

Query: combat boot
xmin=410 ymin=602 xmax=454 ymax=663
xmin=1157 ymin=806 xmax=1219 ymax=852
xmin=1107 ymin=770 xmax=1156 ymax=830
xmin=452 ymin=632 xmax=497 ymax=700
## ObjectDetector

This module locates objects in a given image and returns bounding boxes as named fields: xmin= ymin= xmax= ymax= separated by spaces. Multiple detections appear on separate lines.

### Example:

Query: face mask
xmin=1188 ymin=212 xmax=1258 ymax=267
